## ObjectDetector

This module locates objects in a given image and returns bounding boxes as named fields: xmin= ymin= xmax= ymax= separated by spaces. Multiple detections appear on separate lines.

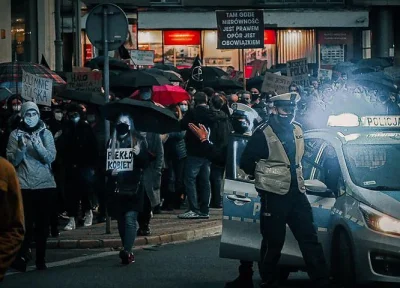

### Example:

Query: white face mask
xmin=54 ymin=112 xmax=63 ymax=121
xmin=179 ymin=105 xmax=188 ymax=112
xmin=24 ymin=113 xmax=39 ymax=128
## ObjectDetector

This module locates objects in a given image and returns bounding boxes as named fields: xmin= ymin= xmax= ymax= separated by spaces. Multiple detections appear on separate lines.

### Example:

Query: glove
xmin=133 ymin=144 xmax=140 ymax=156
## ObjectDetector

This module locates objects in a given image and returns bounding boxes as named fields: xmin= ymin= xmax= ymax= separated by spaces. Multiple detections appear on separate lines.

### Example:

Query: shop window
xmin=163 ymin=30 xmax=201 ymax=68
xmin=362 ymin=30 xmax=371 ymax=59
xmin=202 ymin=30 xmax=239 ymax=71
xmin=277 ymin=29 xmax=316 ymax=64
xmin=138 ymin=30 xmax=163 ymax=63
xmin=245 ymin=30 xmax=277 ymax=69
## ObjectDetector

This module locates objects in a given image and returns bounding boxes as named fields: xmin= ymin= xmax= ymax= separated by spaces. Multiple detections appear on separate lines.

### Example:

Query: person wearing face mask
xmin=6 ymin=101 xmax=57 ymax=272
xmin=240 ymin=93 xmax=332 ymax=288
xmin=179 ymin=101 xmax=189 ymax=115
xmin=240 ymin=91 xmax=252 ymax=106
xmin=139 ymin=86 xmax=153 ymax=101
xmin=250 ymin=88 xmax=269 ymax=122
xmin=58 ymin=104 xmax=98 ymax=231
xmin=106 ymin=114 xmax=149 ymax=264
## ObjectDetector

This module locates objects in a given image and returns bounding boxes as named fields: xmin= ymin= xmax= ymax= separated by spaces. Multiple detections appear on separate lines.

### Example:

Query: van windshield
xmin=343 ymin=144 xmax=400 ymax=191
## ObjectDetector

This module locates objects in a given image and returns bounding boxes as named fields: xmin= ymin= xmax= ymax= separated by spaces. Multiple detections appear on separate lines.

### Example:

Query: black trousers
xmin=259 ymin=188 xmax=330 ymax=284
xmin=65 ymin=167 xmax=93 ymax=217
xmin=210 ymin=164 xmax=225 ymax=207
xmin=138 ymin=193 xmax=151 ymax=228
xmin=19 ymin=189 xmax=55 ymax=263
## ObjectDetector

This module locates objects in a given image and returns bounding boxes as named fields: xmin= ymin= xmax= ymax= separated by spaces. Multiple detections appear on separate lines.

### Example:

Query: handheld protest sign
xmin=106 ymin=148 xmax=134 ymax=172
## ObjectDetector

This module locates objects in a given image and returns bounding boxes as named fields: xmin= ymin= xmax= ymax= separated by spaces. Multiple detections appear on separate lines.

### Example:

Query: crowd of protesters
xmin=1 ymin=63 xmax=400 ymax=278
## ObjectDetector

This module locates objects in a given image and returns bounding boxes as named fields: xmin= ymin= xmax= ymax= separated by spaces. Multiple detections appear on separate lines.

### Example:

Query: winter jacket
xmin=180 ymin=104 xmax=213 ymax=158
xmin=0 ymin=157 xmax=24 ymax=282
xmin=6 ymin=121 xmax=57 ymax=190
xmin=142 ymin=132 xmax=164 ymax=208
xmin=164 ymin=131 xmax=187 ymax=161
xmin=58 ymin=120 xmax=98 ymax=169
xmin=106 ymin=134 xmax=149 ymax=216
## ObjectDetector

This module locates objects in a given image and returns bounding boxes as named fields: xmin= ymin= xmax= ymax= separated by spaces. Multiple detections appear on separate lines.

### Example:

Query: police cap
xmin=269 ymin=92 xmax=301 ymax=107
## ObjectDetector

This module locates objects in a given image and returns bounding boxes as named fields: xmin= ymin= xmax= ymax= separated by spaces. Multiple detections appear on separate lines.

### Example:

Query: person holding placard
xmin=6 ymin=101 xmax=57 ymax=271
xmin=106 ymin=114 xmax=149 ymax=265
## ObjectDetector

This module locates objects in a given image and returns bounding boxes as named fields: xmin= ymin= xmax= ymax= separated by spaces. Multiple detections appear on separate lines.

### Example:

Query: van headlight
xmin=359 ymin=203 xmax=400 ymax=236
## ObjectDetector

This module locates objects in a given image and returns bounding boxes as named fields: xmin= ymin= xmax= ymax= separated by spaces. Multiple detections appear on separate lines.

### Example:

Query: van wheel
xmin=257 ymin=262 xmax=291 ymax=282
xmin=332 ymin=230 xmax=356 ymax=288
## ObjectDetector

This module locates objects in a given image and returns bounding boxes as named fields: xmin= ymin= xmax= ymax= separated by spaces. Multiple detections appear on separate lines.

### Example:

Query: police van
xmin=220 ymin=113 xmax=400 ymax=286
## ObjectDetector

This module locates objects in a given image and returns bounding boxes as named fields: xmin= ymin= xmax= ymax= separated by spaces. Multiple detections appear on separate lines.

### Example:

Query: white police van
xmin=220 ymin=114 xmax=400 ymax=287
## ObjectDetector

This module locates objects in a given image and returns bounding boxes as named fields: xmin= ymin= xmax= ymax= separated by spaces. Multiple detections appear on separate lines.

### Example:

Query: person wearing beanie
xmin=6 ymin=101 xmax=57 ymax=272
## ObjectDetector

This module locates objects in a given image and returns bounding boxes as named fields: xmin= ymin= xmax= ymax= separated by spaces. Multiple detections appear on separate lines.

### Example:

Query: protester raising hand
xmin=188 ymin=123 xmax=210 ymax=142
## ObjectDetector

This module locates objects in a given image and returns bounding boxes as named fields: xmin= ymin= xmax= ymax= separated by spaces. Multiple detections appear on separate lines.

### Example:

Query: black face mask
xmin=232 ymin=119 xmax=250 ymax=134
xmin=116 ymin=123 xmax=130 ymax=135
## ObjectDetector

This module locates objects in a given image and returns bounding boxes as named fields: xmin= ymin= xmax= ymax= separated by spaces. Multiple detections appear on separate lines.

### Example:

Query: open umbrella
xmin=353 ymin=79 xmax=397 ymax=93
xmin=153 ymin=63 xmax=180 ymax=74
xmin=0 ymin=87 xmax=12 ymax=102
xmin=0 ymin=62 xmax=66 ymax=94
xmin=101 ymin=98 xmax=180 ymax=134
xmin=145 ymin=68 xmax=182 ymax=82
xmin=246 ymin=76 xmax=264 ymax=91
xmin=85 ymin=56 xmax=131 ymax=71
xmin=357 ymin=58 xmax=392 ymax=69
xmin=57 ymin=89 xmax=105 ymax=106
xmin=140 ymin=85 xmax=190 ymax=106
xmin=110 ymin=70 xmax=171 ymax=89
xmin=203 ymin=78 xmax=243 ymax=91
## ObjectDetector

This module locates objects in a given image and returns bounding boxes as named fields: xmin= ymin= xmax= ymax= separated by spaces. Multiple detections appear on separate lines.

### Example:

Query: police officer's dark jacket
xmin=240 ymin=116 xmax=306 ymax=194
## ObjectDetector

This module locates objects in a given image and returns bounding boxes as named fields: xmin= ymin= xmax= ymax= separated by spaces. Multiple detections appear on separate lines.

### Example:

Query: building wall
xmin=38 ymin=0 xmax=56 ymax=69
xmin=0 ymin=0 xmax=11 ymax=63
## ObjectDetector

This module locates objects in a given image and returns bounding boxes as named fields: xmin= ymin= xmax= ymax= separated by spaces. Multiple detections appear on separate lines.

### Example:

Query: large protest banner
xmin=287 ymin=58 xmax=309 ymax=87
xmin=216 ymin=10 xmax=264 ymax=49
xmin=106 ymin=148 xmax=134 ymax=172
xmin=261 ymin=72 xmax=292 ymax=94
xmin=66 ymin=71 xmax=102 ymax=92
xmin=21 ymin=70 xmax=53 ymax=106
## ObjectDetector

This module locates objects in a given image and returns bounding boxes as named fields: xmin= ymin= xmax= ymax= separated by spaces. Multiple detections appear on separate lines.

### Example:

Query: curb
xmin=47 ymin=225 xmax=222 ymax=249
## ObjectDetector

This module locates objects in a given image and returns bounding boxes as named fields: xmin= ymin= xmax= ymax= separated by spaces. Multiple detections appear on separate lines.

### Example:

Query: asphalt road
xmin=3 ymin=237 xmax=312 ymax=288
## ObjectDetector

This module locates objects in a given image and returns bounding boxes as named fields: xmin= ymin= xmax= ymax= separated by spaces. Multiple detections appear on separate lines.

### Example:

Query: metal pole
xmin=242 ymin=49 xmax=247 ymax=90
xmin=54 ymin=0 xmax=63 ymax=71
xmin=103 ymin=5 xmax=111 ymax=234
xmin=74 ymin=0 xmax=82 ymax=66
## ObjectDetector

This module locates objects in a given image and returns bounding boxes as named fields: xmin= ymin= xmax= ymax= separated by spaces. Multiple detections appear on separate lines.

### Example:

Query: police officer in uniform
xmin=240 ymin=92 xmax=332 ymax=288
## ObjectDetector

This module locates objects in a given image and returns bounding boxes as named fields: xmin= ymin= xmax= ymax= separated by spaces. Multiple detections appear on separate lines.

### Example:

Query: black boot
xmin=137 ymin=224 xmax=151 ymax=236
xmin=225 ymin=276 xmax=254 ymax=288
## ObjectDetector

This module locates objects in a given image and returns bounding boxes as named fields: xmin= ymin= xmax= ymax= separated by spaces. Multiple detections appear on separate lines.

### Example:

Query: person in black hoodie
xmin=58 ymin=103 xmax=98 ymax=231
xmin=178 ymin=92 xmax=213 ymax=219
xmin=0 ymin=95 xmax=22 ymax=157
xmin=208 ymin=94 xmax=232 ymax=208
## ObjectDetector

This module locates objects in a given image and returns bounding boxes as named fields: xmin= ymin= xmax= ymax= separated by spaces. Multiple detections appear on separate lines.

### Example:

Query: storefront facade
xmin=120 ymin=9 xmax=367 ymax=75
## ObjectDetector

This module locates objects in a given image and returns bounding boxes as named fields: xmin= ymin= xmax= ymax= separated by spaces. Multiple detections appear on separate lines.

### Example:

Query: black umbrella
xmin=357 ymin=58 xmax=392 ymax=69
xmin=101 ymin=98 xmax=180 ymax=134
xmin=203 ymin=78 xmax=243 ymax=91
xmin=353 ymin=79 xmax=397 ymax=93
xmin=57 ymin=89 xmax=106 ymax=106
xmin=85 ymin=56 xmax=131 ymax=71
xmin=145 ymin=68 xmax=182 ymax=82
xmin=153 ymin=63 xmax=180 ymax=74
xmin=246 ymin=76 xmax=264 ymax=91
xmin=352 ymin=67 xmax=377 ymax=75
xmin=0 ymin=87 xmax=12 ymax=102
xmin=353 ymin=72 xmax=394 ymax=87
xmin=110 ymin=70 xmax=171 ymax=88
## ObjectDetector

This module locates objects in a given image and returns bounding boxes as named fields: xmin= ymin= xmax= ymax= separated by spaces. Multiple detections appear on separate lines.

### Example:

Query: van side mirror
xmin=305 ymin=179 xmax=335 ymax=198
